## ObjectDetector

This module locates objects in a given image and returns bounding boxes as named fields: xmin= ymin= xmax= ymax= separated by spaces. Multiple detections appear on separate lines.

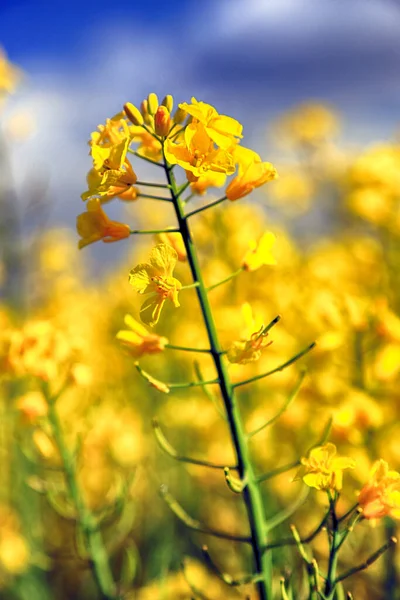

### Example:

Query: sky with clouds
xmin=1 ymin=0 xmax=399 ymax=232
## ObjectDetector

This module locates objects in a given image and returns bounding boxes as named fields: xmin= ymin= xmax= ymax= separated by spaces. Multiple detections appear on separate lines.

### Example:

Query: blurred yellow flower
xmin=76 ymin=198 xmax=131 ymax=249
xmin=164 ymin=122 xmax=235 ymax=178
xmin=117 ymin=314 xmax=168 ymax=358
xmin=297 ymin=443 xmax=355 ymax=492
xmin=277 ymin=102 xmax=339 ymax=146
xmin=242 ymin=231 xmax=277 ymax=271
xmin=358 ymin=460 xmax=400 ymax=520
xmin=15 ymin=391 xmax=48 ymax=424
xmin=226 ymin=146 xmax=277 ymax=201
xmin=0 ymin=48 xmax=21 ymax=96
xmin=155 ymin=232 xmax=187 ymax=262
xmin=179 ymin=97 xmax=243 ymax=149
xmin=129 ymin=244 xmax=182 ymax=327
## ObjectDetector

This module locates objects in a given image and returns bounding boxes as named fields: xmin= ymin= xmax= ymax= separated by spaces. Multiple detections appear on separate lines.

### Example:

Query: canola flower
xmin=242 ymin=231 xmax=277 ymax=271
xmin=297 ymin=443 xmax=355 ymax=492
xmin=358 ymin=459 xmax=400 ymax=519
xmin=77 ymin=198 xmax=131 ymax=248
xmin=129 ymin=244 xmax=182 ymax=327
xmin=116 ymin=314 xmax=168 ymax=358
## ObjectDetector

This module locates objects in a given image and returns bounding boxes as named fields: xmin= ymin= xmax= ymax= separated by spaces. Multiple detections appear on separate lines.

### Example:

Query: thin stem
xmin=135 ymin=180 xmax=171 ymax=189
xmin=324 ymin=493 xmax=339 ymax=598
xmin=163 ymin=152 xmax=272 ymax=600
xmin=233 ymin=343 xmax=316 ymax=389
xmin=168 ymin=378 xmax=219 ymax=389
xmin=127 ymin=148 xmax=164 ymax=168
xmin=130 ymin=227 xmax=179 ymax=235
xmin=335 ymin=537 xmax=397 ymax=585
xmin=165 ymin=343 xmax=211 ymax=354
xmin=181 ymin=282 xmax=200 ymax=290
xmin=177 ymin=180 xmax=191 ymax=198
xmin=184 ymin=196 xmax=228 ymax=219
xmin=46 ymin=394 xmax=118 ymax=600
xmin=206 ymin=267 xmax=244 ymax=292
xmin=137 ymin=192 xmax=171 ymax=202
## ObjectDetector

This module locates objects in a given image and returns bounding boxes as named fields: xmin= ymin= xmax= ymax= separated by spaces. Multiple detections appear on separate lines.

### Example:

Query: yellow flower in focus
xmin=129 ymin=244 xmax=182 ymax=327
xmin=0 ymin=48 xmax=21 ymax=96
xmin=297 ymin=443 xmax=355 ymax=492
xmin=76 ymin=198 xmax=131 ymax=249
xmin=358 ymin=460 xmax=400 ymax=520
xmin=179 ymin=97 xmax=243 ymax=149
xmin=226 ymin=146 xmax=277 ymax=201
xmin=116 ymin=314 xmax=169 ymax=358
xmin=242 ymin=231 xmax=277 ymax=271
xmin=164 ymin=122 xmax=236 ymax=178
xmin=227 ymin=304 xmax=273 ymax=364
xmin=190 ymin=171 xmax=227 ymax=195
xmin=82 ymin=138 xmax=137 ymax=201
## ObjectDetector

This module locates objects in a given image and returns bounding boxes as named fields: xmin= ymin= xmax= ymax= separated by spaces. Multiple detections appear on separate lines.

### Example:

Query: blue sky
xmin=1 ymin=0 xmax=400 ymax=233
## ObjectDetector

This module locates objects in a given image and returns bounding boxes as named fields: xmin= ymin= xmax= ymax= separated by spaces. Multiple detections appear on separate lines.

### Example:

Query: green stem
xmin=138 ymin=192 xmax=171 ymax=202
xmin=130 ymin=227 xmax=179 ymax=235
xmin=165 ymin=343 xmax=211 ymax=353
xmin=163 ymin=155 xmax=272 ymax=600
xmin=136 ymin=180 xmax=171 ymax=188
xmin=46 ymin=395 xmax=118 ymax=600
xmin=325 ymin=493 xmax=339 ymax=598
xmin=185 ymin=195 xmax=228 ymax=218
xmin=207 ymin=267 xmax=244 ymax=292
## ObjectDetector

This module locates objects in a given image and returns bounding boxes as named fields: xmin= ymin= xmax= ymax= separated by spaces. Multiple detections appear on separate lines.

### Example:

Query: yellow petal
xmin=148 ymin=244 xmax=178 ymax=277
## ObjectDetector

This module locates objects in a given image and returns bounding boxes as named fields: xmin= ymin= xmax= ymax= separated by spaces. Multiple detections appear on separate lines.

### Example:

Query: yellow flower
xmin=0 ymin=48 xmax=21 ymax=96
xmin=15 ymin=391 xmax=48 ymax=424
xmin=227 ymin=303 xmax=273 ymax=364
xmin=242 ymin=232 xmax=277 ymax=271
xmin=116 ymin=314 xmax=168 ymax=358
xmin=164 ymin=122 xmax=235 ymax=178
xmin=190 ymin=171 xmax=227 ymax=196
xmin=297 ymin=443 xmax=355 ymax=492
xmin=155 ymin=232 xmax=187 ymax=262
xmin=129 ymin=244 xmax=182 ymax=327
xmin=130 ymin=126 xmax=163 ymax=162
xmin=82 ymin=138 xmax=137 ymax=201
xmin=358 ymin=460 xmax=400 ymax=520
xmin=226 ymin=146 xmax=277 ymax=201
xmin=179 ymin=97 xmax=243 ymax=149
xmin=76 ymin=198 xmax=131 ymax=249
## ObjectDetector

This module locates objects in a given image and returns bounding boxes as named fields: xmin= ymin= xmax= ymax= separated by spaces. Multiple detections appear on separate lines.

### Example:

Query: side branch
xmin=184 ymin=196 xmax=228 ymax=219
xmin=160 ymin=485 xmax=251 ymax=544
xmin=233 ymin=342 xmax=316 ymax=389
xmin=152 ymin=419 xmax=237 ymax=470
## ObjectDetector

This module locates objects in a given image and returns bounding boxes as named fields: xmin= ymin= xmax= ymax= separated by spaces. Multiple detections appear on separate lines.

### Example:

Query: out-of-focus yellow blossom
xmin=333 ymin=389 xmax=383 ymax=444
xmin=358 ymin=460 xmax=400 ymax=519
xmin=268 ymin=167 xmax=314 ymax=212
xmin=226 ymin=146 xmax=277 ymax=201
xmin=277 ymin=103 xmax=338 ymax=146
xmin=83 ymin=168 xmax=138 ymax=203
xmin=227 ymin=303 xmax=273 ymax=364
xmin=373 ymin=342 xmax=400 ymax=381
xmin=0 ymin=507 xmax=29 ymax=577
xmin=164 ymin=122 xmax=236 ymax=179
xmin=15 ymin=391 xmax=48 ymax=424
xmin=297 ymin=443 xmax=355 ymax=492
xmin=3 ymin=320 xmax=72 ymax=382
xmin=155 ymin=232 xmax=187 ymax=262
xmin=374 ymin=298 xmax=400 ymax=343
xmin=76 ymin=198 xmax=131 ymax=249
xmin=179 ymin=97 xmax=243 ymax=149
xmin=0 ymin=48 xmax=21 ymax=96
xmin=242 ymin=231 xmax=277 ymax=271
xmin=190 ymin=171 xmax=227 ymax=195
xmin=129 ymin=244 xmax=182 ymax=327
xmin=116 ymin=314 xmax=168 ymax=358
xmin=82 ymin=138 xmax=137 ymax=201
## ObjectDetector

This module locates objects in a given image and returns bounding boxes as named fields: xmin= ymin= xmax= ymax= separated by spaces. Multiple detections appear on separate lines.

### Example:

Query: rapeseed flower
xmin=226 ymin=146 xmax=277 ymax=201
xmin=242 ymin=231 xmax=277 ymax=271
xmin=358 ymin=460 xmax=400 ymax=520
xmin=227 ymin=304 xmax=272 ymax=364
xmin=297 ymin=443 xmax=355 ymax=492
xmin=116 ymin=314 xmax=168 ymax=358
xmin=129 ymin=244 xmax=182 ymax=327
xmin=77 ymin=198 xmax=131 ymax=248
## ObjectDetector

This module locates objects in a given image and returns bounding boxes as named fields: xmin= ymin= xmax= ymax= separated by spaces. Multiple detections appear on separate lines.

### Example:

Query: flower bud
xmin=154 ymin=106 xmax=171 ymax=137
xmin=140 ymin=99 xmax=153 ymax=125
xmin=147 ymin=93 xmax=159 ymax=116
xmin=173 ymin=106 xmax=187 ymax=124
xmin=123 ymin=102 xmax=144 ymax=126
xmin=161 ymin=94 xmax=174 ymax=113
